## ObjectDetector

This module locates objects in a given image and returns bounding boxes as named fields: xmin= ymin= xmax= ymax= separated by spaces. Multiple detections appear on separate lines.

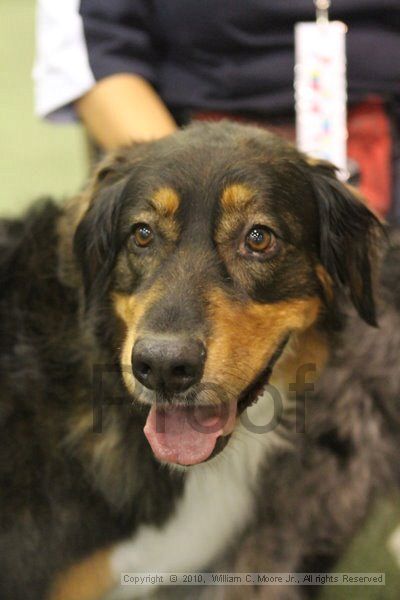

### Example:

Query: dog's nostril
xmin=131 ymin=350 xmax=157 ymax=390
xmin=171 ymin=364 xmax=191 ymax=378
xmin=137 ymin=362 xmax=151 ymax=377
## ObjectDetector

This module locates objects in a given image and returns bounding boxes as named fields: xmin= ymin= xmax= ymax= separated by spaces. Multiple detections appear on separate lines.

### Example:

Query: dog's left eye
xmin=132 ymin=223 xmax=154 ymax=248
xmin=243 ymin=226 xmax=277 ymax=256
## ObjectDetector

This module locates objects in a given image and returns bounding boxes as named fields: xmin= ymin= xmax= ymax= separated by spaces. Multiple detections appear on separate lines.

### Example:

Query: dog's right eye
xmin=132 ymin=223 xmax=154 ymax=248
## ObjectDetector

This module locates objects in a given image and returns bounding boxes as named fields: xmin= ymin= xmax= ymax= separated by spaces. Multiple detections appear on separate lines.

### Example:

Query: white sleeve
xmin=33 ymin=0 xmax=95 ymax=123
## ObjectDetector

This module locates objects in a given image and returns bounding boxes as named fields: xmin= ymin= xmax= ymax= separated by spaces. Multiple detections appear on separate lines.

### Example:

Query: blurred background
xmin=0 ymin=0 xmax=86 ymax=216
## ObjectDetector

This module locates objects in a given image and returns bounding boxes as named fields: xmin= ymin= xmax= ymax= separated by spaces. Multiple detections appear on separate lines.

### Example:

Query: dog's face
xmin=71 ymin=122 xmax=380 ymax=467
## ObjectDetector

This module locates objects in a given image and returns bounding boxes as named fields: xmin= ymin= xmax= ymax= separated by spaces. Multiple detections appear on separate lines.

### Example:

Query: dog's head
xmin=67 ymin=122 xmax=381 ymax=467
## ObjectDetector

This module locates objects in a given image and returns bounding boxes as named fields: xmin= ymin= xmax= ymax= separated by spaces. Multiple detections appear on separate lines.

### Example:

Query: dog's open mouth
xmin=144 ymin=401 xmax=237 ymax=466
xmin=143 ymin=335 xmax=290 ymax=466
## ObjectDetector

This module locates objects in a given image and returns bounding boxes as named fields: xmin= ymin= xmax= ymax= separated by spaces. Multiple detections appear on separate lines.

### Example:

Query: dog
xmin=0 ymin=121 xmax=398 ymax=600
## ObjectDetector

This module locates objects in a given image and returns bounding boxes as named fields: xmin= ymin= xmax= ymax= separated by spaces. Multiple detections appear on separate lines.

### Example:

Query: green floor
xmin=320 ymin=496 xmax=400 ymax=600
xmin=0 ymin=0 xmax=87 ymax=217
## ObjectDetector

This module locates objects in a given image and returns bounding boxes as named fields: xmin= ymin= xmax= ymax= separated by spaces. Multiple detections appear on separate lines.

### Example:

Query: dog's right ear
xmin=57 ymin=147 xmax=135 ymax=295
xmin=309 ymin=159 xmax=384 ymax=326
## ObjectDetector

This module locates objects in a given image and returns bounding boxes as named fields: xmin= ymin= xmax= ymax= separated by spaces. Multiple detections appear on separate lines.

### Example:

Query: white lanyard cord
xmin=314 ymin=0 xmax=331 ymax=24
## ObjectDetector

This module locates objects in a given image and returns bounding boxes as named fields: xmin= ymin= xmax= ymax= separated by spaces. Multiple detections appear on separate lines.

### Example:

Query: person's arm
xmin=75 ymin=73 xmax=177 ymax=150
xmin=34 ymin=0 xmax=176 ymax=146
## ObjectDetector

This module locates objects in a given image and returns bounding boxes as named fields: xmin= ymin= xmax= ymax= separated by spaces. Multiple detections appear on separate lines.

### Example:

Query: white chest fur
xmin=105 ymin=387 xmax=288 ymax=600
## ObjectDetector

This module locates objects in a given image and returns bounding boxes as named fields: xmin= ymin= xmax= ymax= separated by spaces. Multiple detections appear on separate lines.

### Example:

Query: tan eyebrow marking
xmin=151 ymin=187 xmax=180 ymax=216
xmin=220 ymin=184 xmax=254 ymax=210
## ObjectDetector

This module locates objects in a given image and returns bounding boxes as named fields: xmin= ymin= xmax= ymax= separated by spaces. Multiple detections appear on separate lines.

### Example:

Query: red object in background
xmin=195 ymin=98 xmax=393 ymax=218
xmin=348 ymin=98 xmax=392 ymax=217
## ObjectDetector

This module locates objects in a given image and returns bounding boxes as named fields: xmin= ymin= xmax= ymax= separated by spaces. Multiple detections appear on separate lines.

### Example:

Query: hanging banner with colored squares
xmin=295 ymin=21 xmax=348 ymax=179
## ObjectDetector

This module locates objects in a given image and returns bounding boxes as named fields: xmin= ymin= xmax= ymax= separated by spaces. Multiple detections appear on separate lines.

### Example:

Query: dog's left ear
xmin=58 ymin=147 xmax=135 ymax=303
xmin=73 ymin=175 xmax=127 ymax=303
xmin=309 ymin=159 xmax=384 ymax=326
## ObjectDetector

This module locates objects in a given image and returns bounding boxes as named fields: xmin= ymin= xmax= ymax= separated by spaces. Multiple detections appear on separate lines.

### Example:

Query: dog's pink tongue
xmin=144 ymin=404 xmax=236 ymax=466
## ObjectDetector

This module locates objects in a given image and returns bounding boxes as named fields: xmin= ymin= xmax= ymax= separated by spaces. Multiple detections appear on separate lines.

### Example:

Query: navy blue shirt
xmin=79 ymin=0 xmax=400 ymax=118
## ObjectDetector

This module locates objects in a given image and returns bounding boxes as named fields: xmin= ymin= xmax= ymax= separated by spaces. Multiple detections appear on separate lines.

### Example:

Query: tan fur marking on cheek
xmin=220 ymin=184 xmax=254 ymax=211
xmin=113 ymin=287 xmax=162 ymax=394
xmin=113 ymin=285 xmax=162 ymax=327
xmin=204 ymin=289 xmax=322 ymax=394
xmin=113 ymin=293 xmax=135 ymax=325
xmin=152 ymin=187 xmax=180 ymax=216
xmin=273 ymin=327 xmax=329 ymax=393
xmin=49 ymin=548 xmax=114 ymax=600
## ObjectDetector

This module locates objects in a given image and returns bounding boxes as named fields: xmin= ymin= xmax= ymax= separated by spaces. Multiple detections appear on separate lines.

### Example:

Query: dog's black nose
xmin=132 ymin=336 xmax=206 ymax=393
